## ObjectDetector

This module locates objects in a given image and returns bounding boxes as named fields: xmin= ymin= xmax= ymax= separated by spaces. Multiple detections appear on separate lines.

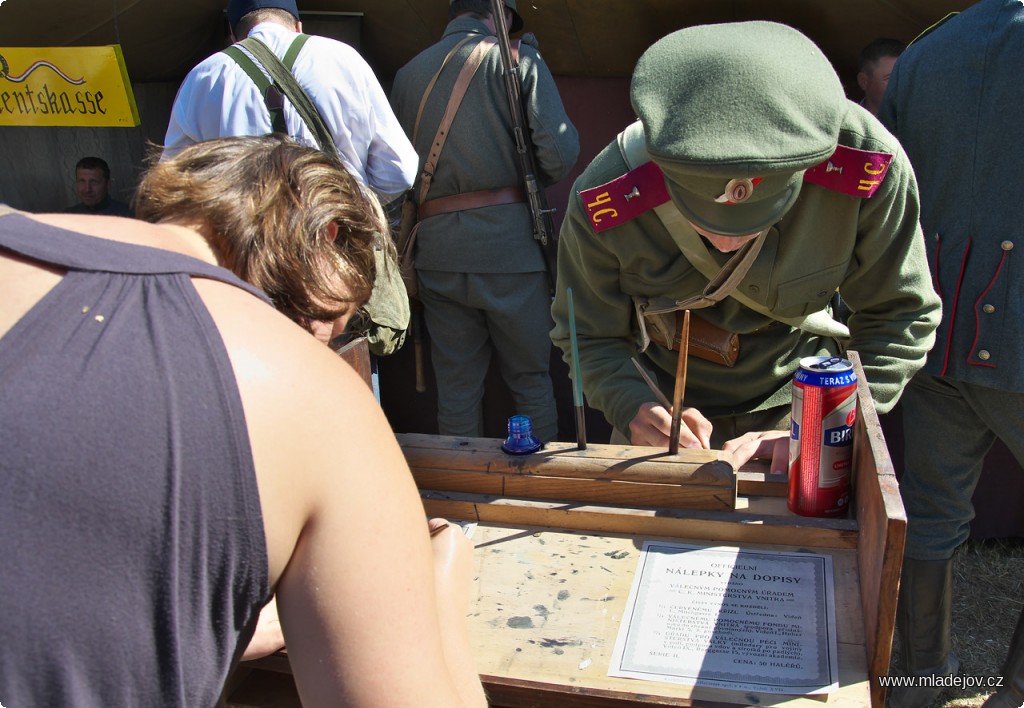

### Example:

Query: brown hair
xmin=135 ymin=135 xmax=384 ymax=328
xmin=233 ymin=8 xmax=297 ymax=38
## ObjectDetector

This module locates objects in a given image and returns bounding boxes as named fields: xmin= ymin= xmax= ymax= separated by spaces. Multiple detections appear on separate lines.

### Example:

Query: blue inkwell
xmin=501 ymin=414 xmax=543 ymax=455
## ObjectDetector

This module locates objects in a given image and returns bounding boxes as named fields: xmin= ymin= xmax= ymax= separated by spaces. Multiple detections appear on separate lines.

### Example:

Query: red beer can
xmin=788 ymin=356 xmax=857 ymax=517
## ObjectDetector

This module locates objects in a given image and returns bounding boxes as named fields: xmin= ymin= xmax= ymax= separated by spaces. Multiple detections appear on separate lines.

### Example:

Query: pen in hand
xmin=630 ymin=356 xmax=673 ymax=411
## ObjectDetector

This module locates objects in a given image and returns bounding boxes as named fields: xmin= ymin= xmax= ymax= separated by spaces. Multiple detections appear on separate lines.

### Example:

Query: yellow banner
xmin=0 ymin=45 xmax=140 ymax=127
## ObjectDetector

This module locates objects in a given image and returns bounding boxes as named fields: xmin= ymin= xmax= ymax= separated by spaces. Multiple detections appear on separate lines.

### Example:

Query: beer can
xmin=788 ymin=356 xmax=857 ymax=517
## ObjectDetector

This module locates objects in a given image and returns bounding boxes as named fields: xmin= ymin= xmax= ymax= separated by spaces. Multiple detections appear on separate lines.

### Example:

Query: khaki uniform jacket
xmin=551 ymin=105 xmax=941 ymax=435
xmin=389 ymin=17 xmax=579 ymax=274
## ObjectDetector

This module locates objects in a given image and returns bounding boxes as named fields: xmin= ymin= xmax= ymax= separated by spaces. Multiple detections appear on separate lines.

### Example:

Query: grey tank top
xmin=0 ymin=214 xmax=271 ymax=707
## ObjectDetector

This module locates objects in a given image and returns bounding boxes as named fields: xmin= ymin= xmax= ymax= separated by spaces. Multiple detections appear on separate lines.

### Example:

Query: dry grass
xmin=890 ymin=538 xmax=1024 ymax=707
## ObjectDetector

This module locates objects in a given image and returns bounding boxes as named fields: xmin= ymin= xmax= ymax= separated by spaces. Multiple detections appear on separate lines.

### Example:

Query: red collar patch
xmin=804 ymin=144 xmax=894 ymax=198
xmin=579 ymin=161 xmax=669 ymax=233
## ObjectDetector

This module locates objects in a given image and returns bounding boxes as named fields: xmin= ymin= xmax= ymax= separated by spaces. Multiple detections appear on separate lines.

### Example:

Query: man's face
xmin=688 ymin=222 xmax=764 ymax=253
xmin=75 ymin=167 xmax=110 ymax=208
xmin=859 ymin=55 xmax=899 ymax=114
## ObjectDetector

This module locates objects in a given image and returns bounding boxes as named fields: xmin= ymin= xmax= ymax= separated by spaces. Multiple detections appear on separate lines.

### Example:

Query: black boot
xmin=983 ymin=605 xmax=1024 ymax=708
xmin=887 ymin=557 xmax=960 ymax=708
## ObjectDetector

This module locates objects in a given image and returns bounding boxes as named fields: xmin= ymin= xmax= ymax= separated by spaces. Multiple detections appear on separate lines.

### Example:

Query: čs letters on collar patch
xmin=802 ymin=144 xmax=894 ymax=197
xmin=579 ymin=144 xmax=894 ymax=233
xmin=579 ymin=161 xmax=669 ymax=234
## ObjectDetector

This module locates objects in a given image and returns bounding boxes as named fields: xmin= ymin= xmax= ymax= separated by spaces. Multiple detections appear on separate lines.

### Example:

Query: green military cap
xmin=631 ymin=21 xmax=847 ymax=236
xmin=450 ymin=0 xmax=523 ymax=33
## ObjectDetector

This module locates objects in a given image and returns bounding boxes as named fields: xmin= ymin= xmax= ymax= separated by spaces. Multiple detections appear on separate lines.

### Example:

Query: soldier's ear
xmin=856 ymin=71 xmax=869 ymax=93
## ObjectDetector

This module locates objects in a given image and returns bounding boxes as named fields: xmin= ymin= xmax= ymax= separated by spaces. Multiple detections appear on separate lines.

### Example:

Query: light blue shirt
xmin=164 ymin=22 xmax=418 ymax=202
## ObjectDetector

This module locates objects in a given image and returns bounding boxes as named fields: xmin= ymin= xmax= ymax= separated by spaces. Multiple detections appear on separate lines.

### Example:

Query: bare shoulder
xmin=190 ymin=278 xmax=413 ymax=584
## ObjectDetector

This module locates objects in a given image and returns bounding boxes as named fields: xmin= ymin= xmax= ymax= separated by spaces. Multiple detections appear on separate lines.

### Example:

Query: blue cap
xmin=228 ymin=0 xmax=300 ymax=29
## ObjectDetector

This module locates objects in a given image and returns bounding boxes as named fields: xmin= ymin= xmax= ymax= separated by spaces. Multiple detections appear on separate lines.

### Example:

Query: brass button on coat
xmin=1001 ymin=240 xmax=1014 ymax=251
xmin=978 ymin=350 xmax=991 ymax=360
xmin=983 ymin=304 xmax=996 ymax=314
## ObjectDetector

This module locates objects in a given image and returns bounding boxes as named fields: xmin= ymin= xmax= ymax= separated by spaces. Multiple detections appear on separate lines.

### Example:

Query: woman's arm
xmin=199 ymin=280 xmax=485 ymax=707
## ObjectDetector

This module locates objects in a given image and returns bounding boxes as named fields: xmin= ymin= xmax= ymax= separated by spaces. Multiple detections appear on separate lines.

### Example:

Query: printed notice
xmin=608 ymin=543 xmax=839 ymax=695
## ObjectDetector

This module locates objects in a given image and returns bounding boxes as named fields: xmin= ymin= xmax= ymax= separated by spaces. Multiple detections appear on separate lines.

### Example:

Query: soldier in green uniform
xmin=390 ymin=0 xmax=578 ymax=442
xmin=551 ymin=21 xmax=941 ymax=471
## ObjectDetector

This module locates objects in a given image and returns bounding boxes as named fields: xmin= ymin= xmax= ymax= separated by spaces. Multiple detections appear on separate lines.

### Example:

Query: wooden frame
xmin=229 ymin=351 xmax=904 ymax=707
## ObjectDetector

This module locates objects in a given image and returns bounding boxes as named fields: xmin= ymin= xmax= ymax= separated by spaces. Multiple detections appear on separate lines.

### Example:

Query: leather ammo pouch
xmin=641 ymin=307 xmax=740 ymax=367
xmin=631 ymin=231 xmax=769 ymax=368
xmin=394 ymin=193 xmax=419 ymax=296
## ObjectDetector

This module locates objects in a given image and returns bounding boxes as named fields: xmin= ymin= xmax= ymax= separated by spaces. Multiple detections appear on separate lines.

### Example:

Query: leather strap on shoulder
xmin=416 ymin=36 xmax=497 ymax=205
xmin=413 ymin=35 xmax=476 ymax=144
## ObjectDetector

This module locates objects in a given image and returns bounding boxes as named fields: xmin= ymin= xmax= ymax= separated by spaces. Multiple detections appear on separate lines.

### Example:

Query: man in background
xmin=856 ymin=37 xmax=905 ymax=116
xmin=63 ymin=156 xmax=132 ymax=217
xmin=879 ymin=2 xmax=1024 ymax=706
xmin=390 ymin=0 xmax=578 ymax=443
xmin=164 ymin=0 xmax=417 ymax=357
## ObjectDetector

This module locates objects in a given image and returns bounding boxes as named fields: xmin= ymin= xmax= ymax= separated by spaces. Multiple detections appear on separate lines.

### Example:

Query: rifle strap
xmin=412 ymin=36 xmax=474 ymax=144
xmin=222 ymin=34 xmax=338 ymax=157
xmin=412 ymin=37 xmax=518 ymax=144
xmin=416 ymin=36 xmax=496 ymax=205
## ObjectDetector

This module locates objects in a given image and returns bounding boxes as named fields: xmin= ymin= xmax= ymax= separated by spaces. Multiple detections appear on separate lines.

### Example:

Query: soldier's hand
xmin=723 ymin=430 xmax=789 ymax=475
xmin=628 ymin=401 xmax=712 ymax=449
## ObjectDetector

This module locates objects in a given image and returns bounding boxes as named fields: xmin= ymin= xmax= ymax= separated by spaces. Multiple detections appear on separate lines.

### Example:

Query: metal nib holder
xmin=501 ymin=414 xmax=543 ymax=455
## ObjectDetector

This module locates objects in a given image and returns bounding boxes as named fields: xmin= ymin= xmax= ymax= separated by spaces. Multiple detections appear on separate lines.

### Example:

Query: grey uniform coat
xmin=879 ymin=0 xmax=1024 ymax=559
xmin=880 ymin=0 xmax=1023 ymax=392
xmin=389 ymin=17 xmax=579 ymax=274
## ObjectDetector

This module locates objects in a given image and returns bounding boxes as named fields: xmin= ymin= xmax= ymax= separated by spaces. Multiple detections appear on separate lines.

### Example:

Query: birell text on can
xmin=788 ymin=356 xmax=857 ymax=517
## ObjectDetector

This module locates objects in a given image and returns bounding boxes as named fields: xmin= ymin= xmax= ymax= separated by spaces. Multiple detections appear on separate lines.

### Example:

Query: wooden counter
xmin=228 ymin=351 xmax=904 ymax=707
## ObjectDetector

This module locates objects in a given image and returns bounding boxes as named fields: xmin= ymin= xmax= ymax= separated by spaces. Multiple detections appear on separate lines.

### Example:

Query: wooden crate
xmin=230 ymin=351 xmax=904 ymax=707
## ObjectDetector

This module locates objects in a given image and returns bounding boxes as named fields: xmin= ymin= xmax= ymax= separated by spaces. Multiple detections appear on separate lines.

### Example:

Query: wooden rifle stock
xmin=488 ymin=0 xmax=557 ymax=289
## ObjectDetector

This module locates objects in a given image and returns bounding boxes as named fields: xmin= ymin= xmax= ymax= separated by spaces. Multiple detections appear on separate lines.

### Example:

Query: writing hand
xmin=628 ymin=401 xmax=712 ymax=450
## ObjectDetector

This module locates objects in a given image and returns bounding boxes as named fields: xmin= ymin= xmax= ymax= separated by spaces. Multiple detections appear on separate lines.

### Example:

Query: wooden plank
xmin=420 ymin=492 xmax=860 ymax=551
xmin=847 ymin=351 xmax=906 ymax=708
xmin=736 ymin=461 xmax=789 ymax=498
xmin=463 ymin=522 xmax=871 ymax=707
xmin=228 ymin=354 xmax=900 ymax=707
xmin=413 ymin=468 xmax=736 ymax=511
xmin=400 ymin=434 xmax=736 ymax=491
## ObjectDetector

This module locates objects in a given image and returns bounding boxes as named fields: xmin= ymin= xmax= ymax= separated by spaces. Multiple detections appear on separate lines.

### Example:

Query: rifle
xmin=488 ymin=0 xmax=558 ymax=291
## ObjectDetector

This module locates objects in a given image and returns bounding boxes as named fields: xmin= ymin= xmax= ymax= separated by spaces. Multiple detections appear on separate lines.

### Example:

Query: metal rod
xmin=567 ymin=287 xmax=587 ymax=449
xmin=668 ymin=309 xmax=691 ymax=455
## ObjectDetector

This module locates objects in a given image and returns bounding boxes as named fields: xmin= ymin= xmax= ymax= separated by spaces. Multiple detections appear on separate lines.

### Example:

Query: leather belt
xmin=418 ymin=187 xmax=525 ymax=220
